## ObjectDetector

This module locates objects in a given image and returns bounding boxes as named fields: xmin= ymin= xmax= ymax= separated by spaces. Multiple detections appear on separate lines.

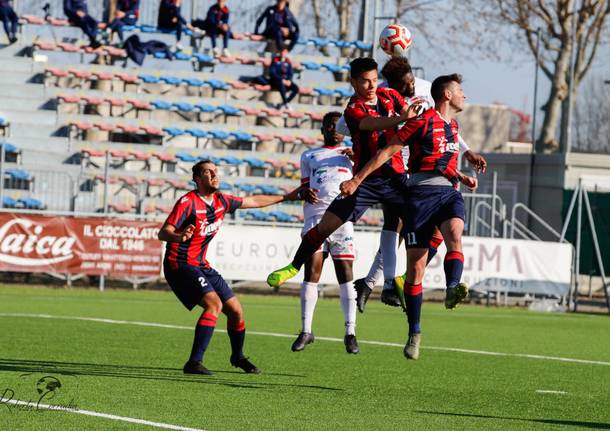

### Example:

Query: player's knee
xmin=202 ymin=294 xmax=222 ymax=314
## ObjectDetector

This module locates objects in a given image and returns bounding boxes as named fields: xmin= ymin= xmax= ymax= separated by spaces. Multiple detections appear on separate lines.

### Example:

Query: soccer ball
xmin=379 ymin=24 xmax=412 ymax=57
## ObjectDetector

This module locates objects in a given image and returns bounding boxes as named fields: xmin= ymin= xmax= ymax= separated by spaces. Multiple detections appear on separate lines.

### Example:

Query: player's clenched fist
xmin=460 ymin=175 xmax=478 ymax=191
xmin=340 ymin=178 xmax=360 ymax=196
xmin=180 ymin=224 xmax=196 ymax=242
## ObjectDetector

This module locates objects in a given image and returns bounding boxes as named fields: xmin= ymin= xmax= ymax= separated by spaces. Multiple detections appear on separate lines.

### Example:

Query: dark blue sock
xmin=444 ymin=251 xmax=464 ymax=288
xmin=189 ymin=312 xmax=217 ymax=362
xmin=228 ymin=320 xmax=246 ymax=360
xmin=405 ymin=283 xmax=422 ymax=335
xmin=426 ymin=232 xmax=444 ymax=265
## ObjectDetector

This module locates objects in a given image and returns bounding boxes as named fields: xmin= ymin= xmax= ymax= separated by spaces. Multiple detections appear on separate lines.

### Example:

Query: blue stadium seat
xmin=153 ymin=51 xmax=170 ymax=59
xmin=139 ymin=25 xmax=157 ymax=33
xmin=219 ymin=182 xmax=232 ymax=191
xmin=174 ymin=52 xmax=191 ymax=61
xmin=218 ymin=105 xmax=241 ymax=116
xmin=176 ymin=152 xmax=198 ymax=162
xmin=335 ymin=88 xmax=353 ymax=98
xmin=0 ymin=117 xmax=6 ymax=126
xmin=151 ymin=100 xmax=172 ymax=110
xmin=6 ymin=169 xmax=30 ymax=180
xmin=315 ymin=87 xmax=335 ymax=97
xmin=1 ymin=142 xmax=18 ymax=153
xmin=206 ymin=80 xmax=228 ymax=90
xmin=269 ymin=210 xmax=294 ymax=222
xmin=139 ymin=74 xmax=160 ymax=84
xmin=354 ymin=41 xmax=373 ymax=50
xmin=220 ymin=155 xmax=242 ymax=165
xmin=173 ymin=102 xmax=194 ymax=112
xmin=257 ymin=185 xmax=281 ymax=195
xmin=192 ymin=53 xmax=215 ymax=63
xmin=186 ymin=129 xmax=208 ymax=138
xmin=183 ymin=78 xmax=206 ymax=87
xmin=160 ymin=75 xmax=182 ymax=85
xmin=301 ymin=61 xmax=321 ymax=71
xmin=309 ymin=37 xmax=330 ymax=48
xmin=334 ymin=40 xmax=352 ymax=49
xmin=163 ymin=127 xmax=185 ymax=136
xmin=18 ymin=197 xmax=44 ymax=209
xmin=209 ymin=130 xmax=230 ymax=139
xmin=243 ymin=157 xmax=265 ymax=168
xmin=2 ymin=197 xmax=16 ymax=208
xmin=196 ymin=103 xmax=216 ymax=113
xmin=237 ymin=183 xmax=257 ymax=193
xmin=231 ymin=132 xmax=253 ymax=141
xmin=322 ymin=63 xmax=343 ymax=73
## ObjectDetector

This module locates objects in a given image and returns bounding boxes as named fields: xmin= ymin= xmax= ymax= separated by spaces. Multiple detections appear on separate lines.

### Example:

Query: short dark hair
xmin=192 ymin=159 xmax=214 ymax=180
xmin=322 ymin=111 xmax=341 ymax=128
xmin=381 ymin=57 xmax=412 ymax=87
xmin=430 ymin=73 xmax=463 ymax=103
xmin=349 ymin=57 xmax=378 ymax=79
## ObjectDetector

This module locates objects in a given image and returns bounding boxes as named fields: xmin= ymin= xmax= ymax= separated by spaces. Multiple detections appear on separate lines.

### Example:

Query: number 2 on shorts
xmin=198 ymin=276 xmax=208 ymax=288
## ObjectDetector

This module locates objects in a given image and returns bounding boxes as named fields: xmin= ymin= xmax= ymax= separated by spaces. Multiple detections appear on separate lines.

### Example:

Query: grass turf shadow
xmin=0 ymin=358 xmax=342 ymax=392
xmin=417 ymin=410 xmax=610 ymax=429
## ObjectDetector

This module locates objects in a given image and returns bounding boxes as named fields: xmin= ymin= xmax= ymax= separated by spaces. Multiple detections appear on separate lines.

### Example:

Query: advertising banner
xmin=0 ymin=213 xmax=161 ymax=277
xmin=0 ymin=213 xmax=573 ymax=296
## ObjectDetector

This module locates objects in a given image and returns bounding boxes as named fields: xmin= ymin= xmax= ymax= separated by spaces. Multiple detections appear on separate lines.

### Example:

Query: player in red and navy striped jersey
xmin=340 ymin=74 xmax=477 ymax=361
xmin=159 ymin=159 xmax=301 ymax=375
xmin=266 ymin=57 xmax=421 ymax=289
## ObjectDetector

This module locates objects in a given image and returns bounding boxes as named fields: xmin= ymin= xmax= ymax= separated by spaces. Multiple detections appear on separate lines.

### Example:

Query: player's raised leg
xmin=439 ymin=217 xmax=468 ymax=309
xmin=267 ymin=211 xmax=345 ymax=287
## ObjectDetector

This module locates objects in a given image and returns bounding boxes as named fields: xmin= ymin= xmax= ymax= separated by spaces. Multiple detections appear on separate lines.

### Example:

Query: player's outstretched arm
xmin=158 ymin=223 xmax=195 ymax=243
xmin=240 ymin=187 xmax=303 ymax=209
xmin=339 ymin=137 xmax=403 ymax=196
xmin=359 ymin=103 xmax=420 ymax=132
xmin=464 ymin=150 xmax=487 ymax=173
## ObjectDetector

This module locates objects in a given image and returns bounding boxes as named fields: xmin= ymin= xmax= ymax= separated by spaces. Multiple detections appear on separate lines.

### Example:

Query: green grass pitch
xmin=0 ymin=285 xmax=609 ymax=430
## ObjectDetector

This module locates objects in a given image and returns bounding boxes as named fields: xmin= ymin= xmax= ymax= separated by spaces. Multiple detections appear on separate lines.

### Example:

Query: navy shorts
xmin=327 ymin=175 xmax=408 ymax=223
xmin=402 ymin=186 xmax=465 ymax=249
xmin=164 ymin=262 xmax=235 ymax=310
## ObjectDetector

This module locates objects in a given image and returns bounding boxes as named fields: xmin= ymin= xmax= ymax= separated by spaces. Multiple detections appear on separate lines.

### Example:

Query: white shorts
xmin=302 ymin=216 xmax=355 ymax=260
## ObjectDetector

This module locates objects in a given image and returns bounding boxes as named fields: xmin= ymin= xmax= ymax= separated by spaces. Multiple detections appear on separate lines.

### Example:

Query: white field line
xmin=1 ymin=313 xmax=610 ymax=367
xmin=535 ymin=390 xmax=568 ymax=395
xmin=2 ymin=399 xmax=206 ymax=431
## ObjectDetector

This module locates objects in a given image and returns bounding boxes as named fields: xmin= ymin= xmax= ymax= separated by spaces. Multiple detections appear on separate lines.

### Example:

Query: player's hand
xmin=180 ymin=224 xmax=196 ymax=242
xmin=340 ymin=178 xmax=360 ymax=197
xmin=76 ymin=10 xmax=86 ymax=17
xmin=299 ymin=187 xmax=319 ymax=204
xmin=460 ymin=175 xmax=478 ymax=191
xmin=341 ymin=148 xmax=354 ymax=160
xmin=115 ymin=10 xmax=126 ymax=19
xmin=464 ymin=150 xmax=487 ymax=174
xmin=401 ymin=102 xmax=423 ymax=120
xmin=283 ymin=187 xmax=303 ymax=201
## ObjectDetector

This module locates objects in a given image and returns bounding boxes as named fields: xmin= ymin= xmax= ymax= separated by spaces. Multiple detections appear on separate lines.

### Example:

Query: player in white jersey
xmin=340 ymin=56 xmax=487 ymax=312
xmin=291 ymin=111 xmax=359 ymax=354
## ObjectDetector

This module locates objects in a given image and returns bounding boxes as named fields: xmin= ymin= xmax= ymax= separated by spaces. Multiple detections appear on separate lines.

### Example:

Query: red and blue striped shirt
xmin=163 ymin=190 xmax=242 ymax=269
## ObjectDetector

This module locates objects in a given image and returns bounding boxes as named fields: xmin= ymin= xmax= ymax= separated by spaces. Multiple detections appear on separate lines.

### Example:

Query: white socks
xmin=339 ymin=281 xmax=357 ymax=336
xmin=380 ymin=230 xmax=399 ymax=289
xmin=364 ymin=249 xmax=384 ymax=289
xmin=300 ymin=282 xmax=318 ymax=334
